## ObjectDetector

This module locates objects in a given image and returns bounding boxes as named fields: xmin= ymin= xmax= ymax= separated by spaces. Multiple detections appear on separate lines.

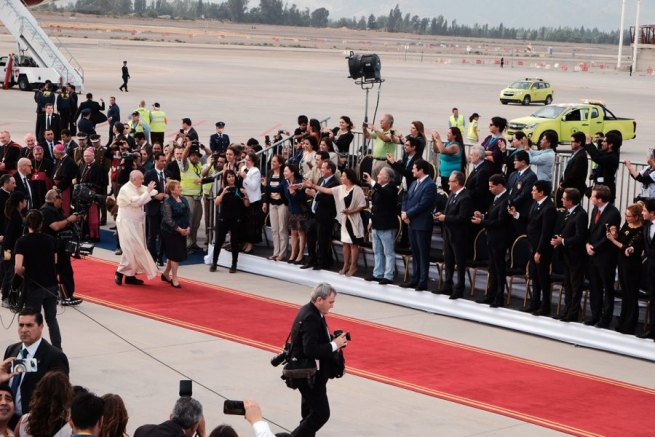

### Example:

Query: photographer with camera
xmin=40 ymin=189 xmax=82 ymax=306
xmin=284 ymin=283 xmax=347 ymax=437
xmin=134 ymin=396 xmax=205 ymax=437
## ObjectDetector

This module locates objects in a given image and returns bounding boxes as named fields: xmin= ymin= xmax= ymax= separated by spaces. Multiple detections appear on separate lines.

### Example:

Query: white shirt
xmin=242 ymin=166 xmax=262 ymax=202
xmin=12 ymin=338 xmax=42 ymax=415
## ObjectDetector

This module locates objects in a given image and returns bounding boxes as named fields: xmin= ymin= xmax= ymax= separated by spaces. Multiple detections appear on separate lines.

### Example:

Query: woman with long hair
xmin=399 ymin=121 xmax=427 ymax=156
xmin=283 ymin=163 xmax=308 ymax=264
xmin=607 ymin=202 xmax=645 ymax=335
xmin=299 ymin=137 xmax=317 ymax=176
xmin=328 ymin=115 xmax=354 ymax=155
xmin=319 ymin=137 xmax=339 ymax=167
xmin=239 ymin=152 xmax=262 ymax=254
xmin=99 ymin=393 xmax=129 ymax=437
xmin=262 ymin=155 xmax=289 ymax=261
xmin=432 ymin=127 xmax=467 ymax=193
xmin=140 ymin=148 xmax=154 ymax=172
xmin=309 ymin=169 xmax=367 ymax=276
xmin=467 ymin=113 xmax=480 ymax=144
xmin=481 ymin=116 xmax=508 ymax=175
xmin=160 ymin=180 xmax=191 ymax=288
xmin=504 ymin=130 xmax=533 ymax=177
xmin=210 ymin=169 xmax=250 ymax=273
xmin=308 ymin=118 xmax=321 ymax=144
xmin=16 ymin=371 xmax=73 ymax=437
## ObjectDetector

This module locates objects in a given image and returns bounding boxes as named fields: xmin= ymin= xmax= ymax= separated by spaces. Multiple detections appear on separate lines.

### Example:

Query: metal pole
xmin=632 ymin=0 xmax=641 ymax=73
xmin=617 ymin=0 xmax=626 ymax=68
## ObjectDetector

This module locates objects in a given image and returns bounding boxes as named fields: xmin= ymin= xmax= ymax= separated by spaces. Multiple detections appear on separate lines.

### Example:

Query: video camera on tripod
xmin=59 ymin=183 xmax=106 ymax=259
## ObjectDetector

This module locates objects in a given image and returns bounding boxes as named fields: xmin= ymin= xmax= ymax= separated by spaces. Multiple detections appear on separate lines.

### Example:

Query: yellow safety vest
xmin=150 ymin=110 xmax=166 ymax=133
xmin=128 ymin=120 xmax=145 ymax=136
xmin=180 ymin=161 xmax=203 ymax=196
xmin=135 ymin=107 xmax=151 ymax=125
xmin=449 ymin=115 xmax=465 ymax=130
xmin=467 ymin=120 xmax=478 ymax=141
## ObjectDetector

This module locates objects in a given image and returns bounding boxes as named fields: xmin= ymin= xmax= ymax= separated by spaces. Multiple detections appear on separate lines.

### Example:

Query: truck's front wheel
xmin=18 ymin=76 xmax=31 ymax=91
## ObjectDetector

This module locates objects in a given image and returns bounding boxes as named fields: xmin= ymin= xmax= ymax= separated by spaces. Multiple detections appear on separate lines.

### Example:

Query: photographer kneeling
xmin=14 ymin=210 xmax=62 ymax=350
xmin=40 ymin=189 xmax=82 ymax=306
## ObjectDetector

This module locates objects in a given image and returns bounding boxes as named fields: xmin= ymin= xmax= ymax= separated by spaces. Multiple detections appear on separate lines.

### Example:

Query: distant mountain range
xmin=294 ymin=0 xmax=655 ymax=31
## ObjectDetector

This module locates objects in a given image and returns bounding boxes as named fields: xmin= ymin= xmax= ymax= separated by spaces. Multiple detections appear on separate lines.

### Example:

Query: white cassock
xmin=116 ymin=181 xmax=159 ymax=279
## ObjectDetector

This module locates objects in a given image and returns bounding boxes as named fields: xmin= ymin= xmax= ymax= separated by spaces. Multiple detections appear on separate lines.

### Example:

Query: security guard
xmin=448 ymin=107 xmax=466 ymax=131
xmin=209 ymin=121 xmax=230 ymax=155
xmin=180 ymin=142 xmax=203 ymax=252
xmin=149 ymin=103 xmax=168 ymax=146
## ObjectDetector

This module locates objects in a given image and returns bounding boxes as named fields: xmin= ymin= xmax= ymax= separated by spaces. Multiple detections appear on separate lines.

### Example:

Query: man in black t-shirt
xmin=14 ymin=210 xmax=62 ymax=349
xmin=40 ymin=189 xmax=82 ymax=306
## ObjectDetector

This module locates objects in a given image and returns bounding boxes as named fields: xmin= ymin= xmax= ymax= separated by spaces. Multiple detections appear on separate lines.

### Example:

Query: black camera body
xmin=122 ymin=151 xmax=139 ymax=160
xmin=332 ymin=330 xmax=351 ymax=341
xmin=270 ymin=343 xmax=290 ymax=367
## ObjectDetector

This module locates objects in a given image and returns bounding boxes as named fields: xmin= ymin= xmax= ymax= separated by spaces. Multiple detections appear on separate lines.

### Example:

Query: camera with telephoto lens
xmin=270 ymin=343 xmax=290 ymax=367
xmin=12 ymin=358 xmax=38 ymax=374
xmin=122 ymin=151 xmax=139 ymax=160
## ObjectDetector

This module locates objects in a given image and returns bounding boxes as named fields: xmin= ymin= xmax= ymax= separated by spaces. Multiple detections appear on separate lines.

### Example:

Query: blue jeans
xmin=372 ymin=229 xmax=396 ymax=280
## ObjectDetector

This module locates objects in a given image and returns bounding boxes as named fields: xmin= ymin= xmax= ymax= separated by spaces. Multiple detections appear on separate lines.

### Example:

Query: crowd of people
xmin=0 ymin=308 xmax=285 ymax=437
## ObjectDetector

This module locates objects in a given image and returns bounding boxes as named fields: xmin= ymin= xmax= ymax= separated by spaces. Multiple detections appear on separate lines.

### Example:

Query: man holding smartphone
xmin=362 ymin=114 xmax=397 ymax=179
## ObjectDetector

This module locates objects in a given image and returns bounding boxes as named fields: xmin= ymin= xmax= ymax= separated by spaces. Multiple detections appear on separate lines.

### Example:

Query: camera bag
xmin=281 ymin=329 xmax=317 ymax=390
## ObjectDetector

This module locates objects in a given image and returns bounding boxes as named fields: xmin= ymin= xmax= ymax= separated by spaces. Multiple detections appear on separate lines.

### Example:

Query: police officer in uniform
xmin=209 ymin=122 xmax=230 ymax=155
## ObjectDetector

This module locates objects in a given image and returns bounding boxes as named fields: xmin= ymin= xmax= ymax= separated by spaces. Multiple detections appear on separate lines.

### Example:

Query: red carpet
xmin=75 ymin=258 xmax=654 ymax=437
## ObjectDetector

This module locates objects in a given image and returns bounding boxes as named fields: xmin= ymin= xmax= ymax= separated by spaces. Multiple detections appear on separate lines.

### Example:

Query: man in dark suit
xmin=436 ymin=170 xmax=473 ymax=299
xmin=555 ymin=131 xmax=588 ymax=208
xmin=119 ymin=61 xmax=130 ymax=92
xmin=3 ymin=308 xmax=69 ymax=417
xmin=288 ymin=283 xmax=348 ymax=437
xmin=38 ymin=129 xmax=58 ymax=164
xmin=74 ymin=93 xmax=106 ymax=128
xmin=301 ymin=161 xmax=340 ymax=271
xmin=144 ymin=152 xmax=171 ymax=264
xmin=134 ymin=397 xmax=204 ymax=437
xmin=638 ymin=199 xmax=655 ymax=339
xmin=466 ymin=145 xmax=493 ymax=215
xmin=14 ymin=158 xmax=35 ymax=210
xmin=166 ymin=146 xmax=183 ymax=182
xmin=507 ymin=150 xmax=537 ymax=235
xmin=585 ymin=132 xmax=620 ymax=202
xmin=364 ymin=167 xmax=398 ymax=285
xmin=35 ymin=103 xmax=62 ymax=143
xmin=387 ymin=136 xmax=420 ymax=248
xmin=510 ymin=180 xmax=557 ymax=316
xmin=400 ymin=159 xmax=437 ymax=291
xmin=585 ymin=184 xmax=621 ymax=327
xmin=551 ymin=188 xmax=588 ymax=322
xmin=77 ymin=109 xmax=96 ymax=136
xmin=181 ymin=118 xmax=199 ymax=143
xmin=472 ymin=174 xmax=515 ymax=307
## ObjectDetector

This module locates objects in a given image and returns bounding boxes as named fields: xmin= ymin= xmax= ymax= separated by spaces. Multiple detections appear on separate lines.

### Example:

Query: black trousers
xmin=616 ymin=255 xmax=641 ymax=333
xmin=147 ymin=213 xmax=164 ymax=262
xmin=119 ymin=77 xmax=129 ymax=91
xmin=487 ymin=243 xmax=508 ymax=302
xmin=25 ymin=284 xmax=61 ymax=350
xmin=305 ymin=217 xmax=333 ymax=268
xmin=562 ymin=254 xmax=586 ymax=318
xmin=587 ymin=256 xmax=617 ymax=322
xmin=212 ymin=217 xmax=241 ymax=268
xmin=442 ymin=234 xmax=467 ymax=295
xmin=529 ymin=251 xmax=552 ymax=309
xmin=647 ymin=271 xmax=655 ymax=335
xmin=292 ymin=374 xmax=330 ymax=437
xmin=56 ymin=251 xmax=75 ymax=299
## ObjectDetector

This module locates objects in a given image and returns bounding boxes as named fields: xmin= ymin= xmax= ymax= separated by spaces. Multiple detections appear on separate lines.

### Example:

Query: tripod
xmin=356 ymin=79 xmax=384 ymax=157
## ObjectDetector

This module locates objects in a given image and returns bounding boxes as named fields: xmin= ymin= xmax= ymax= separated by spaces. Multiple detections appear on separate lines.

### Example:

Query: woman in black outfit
xmin=160 ymin=180 xmax=191 ymax=288
xmin=606 ymin=202 xmax=645 ymax=335
xmin=2 ymin=191 xmax=28 ymax=299
xmin=210 ymin=169 xmax=250 ymax=273
xmin=328 ymin=116 xmax=355 ymax=168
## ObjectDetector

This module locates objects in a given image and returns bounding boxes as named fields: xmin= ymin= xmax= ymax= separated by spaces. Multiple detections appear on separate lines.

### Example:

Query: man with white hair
xmin=21 ymin=134 xmax=38 ymax=160
xmin=14 ymin=158 xmax=34 ymax=210
xmin=114 ymin=170 xmax=158 ymax=285
xmin=0 ymin=131 xmax=22 ymax=175
xmin=465 ymin=145 xmax=493 ymax=214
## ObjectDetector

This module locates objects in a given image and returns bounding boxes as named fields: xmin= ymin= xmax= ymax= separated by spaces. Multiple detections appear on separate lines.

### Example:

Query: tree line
xmin=40 ymin=1 xmax=626 ymax=44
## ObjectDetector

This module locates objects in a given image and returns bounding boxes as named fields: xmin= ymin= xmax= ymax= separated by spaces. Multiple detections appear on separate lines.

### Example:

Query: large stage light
xmin=346 ymin=51 xmax=382 ymax=83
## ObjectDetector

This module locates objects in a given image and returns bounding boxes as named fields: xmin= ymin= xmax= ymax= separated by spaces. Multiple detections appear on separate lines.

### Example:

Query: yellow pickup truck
xmin=506 ymin=103 xmax=636 ymax=144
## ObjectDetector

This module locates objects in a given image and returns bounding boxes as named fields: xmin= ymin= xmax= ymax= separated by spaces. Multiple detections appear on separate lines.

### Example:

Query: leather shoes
xmin=114 ymin=272 xmax=123 ymax=285
xmin=532 ymin=307 xmax=551 ymax=316
xmin=584 ymin=318 xmax=600 ymax=326
xmin=365 ymin=276 xmax=382 ymax=282
xmin=125 ymin=276 xmax=144 ymax=285
xmin=400 ymin=282 xmax=418 ymax=289
xmin=637 ymin=331 xmax=655 ymax=339
xmin=312 ymin=265 xmax=322 ymax=271
xmin=415 ymin=285 xmax=427 ymax=291
xmin=378 ymin=278 xmax=393 ymax=285
xmin=490 ymin=300 xmax=504 ymax=308
xmin=475 ymin=296 xmax=494 ymax=304
xmin=161 ymin=274 xmax=172 ymax=284
xmin=595 ymin=320 xmax=611 ymax=329
xmin=519 ymin=304 xmax=540 ymax=313
xmin=553 ymin=313 xmax=566 ymax=320
xmin=299 ymin=263 xmax=314 ymax=270
xmin=436 ymin=288 xmax=452 ymax=295
xmin=561 ymin=313 xmax=579 ymax=322
xmin=449 ymin=292 xmax=462 ymax=300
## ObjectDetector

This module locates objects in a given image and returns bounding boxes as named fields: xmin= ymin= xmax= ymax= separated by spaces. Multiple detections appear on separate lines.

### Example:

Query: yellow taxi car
xmin=499 ymin=78 xmax=553 ymax=106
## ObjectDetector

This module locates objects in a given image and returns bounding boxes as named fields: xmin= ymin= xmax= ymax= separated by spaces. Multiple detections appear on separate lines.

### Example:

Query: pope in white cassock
xmin=114 ymin=170 xmax=159 ymax=285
